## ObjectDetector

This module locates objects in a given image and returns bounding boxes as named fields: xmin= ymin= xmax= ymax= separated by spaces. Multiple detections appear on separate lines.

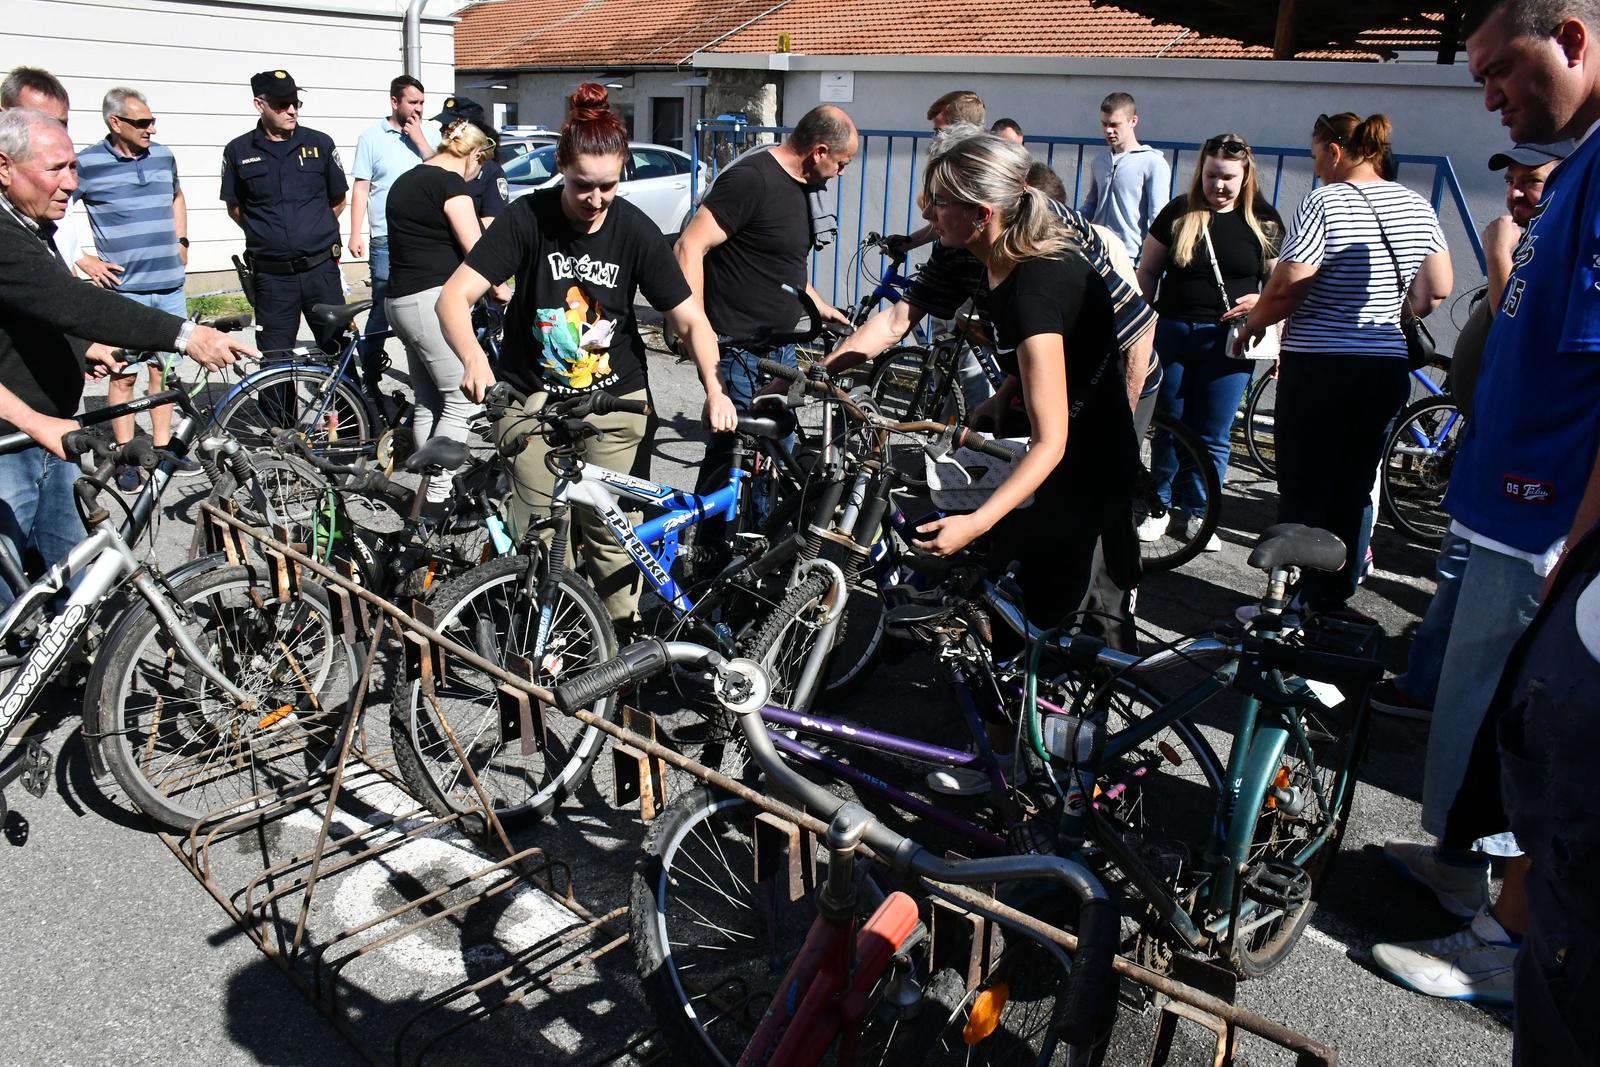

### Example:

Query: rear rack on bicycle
xmin=169 ymin=503 xmax=1338 ymax=1067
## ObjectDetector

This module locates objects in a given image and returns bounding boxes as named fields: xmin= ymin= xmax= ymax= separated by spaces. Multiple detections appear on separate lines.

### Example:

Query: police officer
xmin=221 ymin=70 xmax=348 ymax=355
xmin=431 ymin=96 xmax=509 ymax=229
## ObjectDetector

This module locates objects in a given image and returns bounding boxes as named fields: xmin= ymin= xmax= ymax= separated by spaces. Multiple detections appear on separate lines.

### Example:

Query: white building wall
xmin=465 ymin=70 xmax=698 ymax=148
xmin=699 ymin=53 xmax=1509 ymax=344
xmin=6 ymin=0 xmax=456 ymax=280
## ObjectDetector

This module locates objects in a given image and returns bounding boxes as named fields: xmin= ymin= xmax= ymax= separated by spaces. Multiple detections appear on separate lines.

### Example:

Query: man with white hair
xmin=0 ymin=108 xmax=250 ymax=597
xmin=75 ymin=86 xmax=194 ymax=486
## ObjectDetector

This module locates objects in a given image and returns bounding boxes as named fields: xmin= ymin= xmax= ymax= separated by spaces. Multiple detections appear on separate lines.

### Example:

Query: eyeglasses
xmin=1204 ymin=137 xmax=1249 ymax=157
xmin=115 ymin=116 xmax=156 ymax=129
xmin=1314 ymin=114 xmax=1344 ymax=146
xmin=261 ymin=98 xmax=302 ymax=112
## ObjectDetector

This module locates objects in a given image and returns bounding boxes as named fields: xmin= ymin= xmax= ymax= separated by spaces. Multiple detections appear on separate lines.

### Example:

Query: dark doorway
xmin=651 ymin=97 xmax=685 ymax=148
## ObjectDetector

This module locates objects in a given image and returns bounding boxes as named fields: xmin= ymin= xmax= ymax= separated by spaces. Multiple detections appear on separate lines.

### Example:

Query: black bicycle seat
xmin=405 ymin=436 xmax=472 ymax=473
xmin=736 ymin=406 xmax=797 ymax=441
xmin=1248 ymin=524 xmax=1347 ymax=574
xmin=307 ymin=302 xmax=373 ymax=333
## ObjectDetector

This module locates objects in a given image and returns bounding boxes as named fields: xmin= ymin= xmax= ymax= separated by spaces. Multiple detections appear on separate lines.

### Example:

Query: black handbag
xmin=1349 ymin=183 xmax=1436 ymax=370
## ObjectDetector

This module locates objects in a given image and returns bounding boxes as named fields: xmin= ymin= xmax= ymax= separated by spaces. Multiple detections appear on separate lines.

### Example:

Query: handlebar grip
xmin=958 ymin=429 xmax=1020 ymax=463
xmin=589 ymin=393 xmax=652 ymax=418
xmin=1256 ymin=641 xmax=1386 ymax=690
xmin=203 ymin=312 xmax=255 ymax=333
xmin=1054 ymin=898 xmax=1120 ymax=1046
xmin=553 ymin=639 xmax=671 ymax=713
xmin=62 ymin=429 xmax=105 ymax=460
xmin=757 ymin=359 xmax=801 ymax=382
xmin=483 ymin=380 xmax=528 ymax=420
xmin=124 ymin=438 xmax=159 ymax=471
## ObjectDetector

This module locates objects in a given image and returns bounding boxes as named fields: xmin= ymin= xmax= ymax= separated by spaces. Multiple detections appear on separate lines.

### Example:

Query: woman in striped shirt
xmin=1236 ymin=113 xmax=1453 ymax=610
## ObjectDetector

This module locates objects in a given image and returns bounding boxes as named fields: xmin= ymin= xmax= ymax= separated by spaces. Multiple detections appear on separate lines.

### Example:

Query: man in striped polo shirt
xmin=75 ymin=86 xmax=195 ymax=484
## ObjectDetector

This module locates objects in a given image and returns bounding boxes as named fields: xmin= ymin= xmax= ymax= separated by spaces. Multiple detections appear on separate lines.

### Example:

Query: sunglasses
xmin=1204 ymin=137 xmax=1249 ymax=157
xmin=1314 ymin=114 xmax=1344 ymax=146
xmin=261 ymin=98 xmax=302 ymax=112
xmin=114 ymin=115 xmax=156 ymax=129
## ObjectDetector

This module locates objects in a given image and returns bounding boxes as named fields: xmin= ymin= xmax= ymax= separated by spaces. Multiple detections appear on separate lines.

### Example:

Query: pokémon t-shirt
xmin=465 ymin=186 xmax=690 ymax=397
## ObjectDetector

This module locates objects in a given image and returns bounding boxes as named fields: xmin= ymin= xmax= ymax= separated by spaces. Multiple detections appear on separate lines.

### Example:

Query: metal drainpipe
xmin=404 ymin=0 xmax=429 ymax=79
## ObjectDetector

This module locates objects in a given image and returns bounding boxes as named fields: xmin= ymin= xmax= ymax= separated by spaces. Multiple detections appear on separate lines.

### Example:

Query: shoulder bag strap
xmin=1346 ymin=182 xmax=1412 ymax=308
xmin=1200 ymin=224 xmax=1233 ymax=318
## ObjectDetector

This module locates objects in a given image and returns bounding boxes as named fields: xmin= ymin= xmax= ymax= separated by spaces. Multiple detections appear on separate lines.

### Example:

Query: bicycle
xmin=0 ymin=387 xmax=356 ymax=835
xmin=551 ymin=640 xmax=1122 ymax=1067
xmin=1378 ymin=390 xmax=1464 ymax=546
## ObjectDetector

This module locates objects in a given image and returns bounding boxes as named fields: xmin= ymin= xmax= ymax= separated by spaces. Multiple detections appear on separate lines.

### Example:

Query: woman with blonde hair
xmin=1135 ymin=133 xmax=1283 ymax=550
xmin=383 ymin=115 xmax=506 ymax=500
xmin=1236 ymin=112 xmax=1452 ymax=611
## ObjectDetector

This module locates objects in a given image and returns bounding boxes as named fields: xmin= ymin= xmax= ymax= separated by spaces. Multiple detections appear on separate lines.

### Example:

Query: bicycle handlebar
xmin=484 ymin=382 xmax=653 ymax=457
xmin=273 ymin=431 xmax=414 ymax=511
xmin=1057 ymin=630 xmax=1383 ymax=689
xmin=553 ymin=638 xmax=1120 ymax=1040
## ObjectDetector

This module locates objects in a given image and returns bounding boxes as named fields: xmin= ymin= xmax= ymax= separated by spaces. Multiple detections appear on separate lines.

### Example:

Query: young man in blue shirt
xmin=1079 ymin=92 xmax=1170 ymax=262
xmin=1373 ymin=0 xmax=1600 ymax=1034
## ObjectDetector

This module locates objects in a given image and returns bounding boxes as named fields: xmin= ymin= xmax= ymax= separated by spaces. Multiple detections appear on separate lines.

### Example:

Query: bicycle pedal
xmin=1241 ymin=859 xmax=1311 ymax=910
xmin=20 ymin=741 xmax=51 ymax=799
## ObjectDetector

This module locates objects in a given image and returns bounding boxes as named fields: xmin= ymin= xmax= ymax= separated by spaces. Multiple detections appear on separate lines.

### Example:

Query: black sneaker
xmin=115 ymin=464 xmax=144 ymax=492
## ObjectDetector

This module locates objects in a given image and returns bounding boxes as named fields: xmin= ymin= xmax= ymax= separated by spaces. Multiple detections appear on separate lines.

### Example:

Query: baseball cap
xmin=1488 ymin=142 xmax=1571 ymax=170
xmin=250 ymin=70 xmax=302 ymax=98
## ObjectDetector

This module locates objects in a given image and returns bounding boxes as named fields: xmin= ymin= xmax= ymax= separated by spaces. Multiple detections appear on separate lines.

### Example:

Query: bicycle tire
xmin=745 ymin=572 xmax=843 ymax=710
xmin=1380 ymin=395 xmax=1463 ymax=547
xmin=86 ymin=563 xmax=357 ymax=831
xmin=1136 ymin=411 xmax=1222 ymax=573
xmin=213 ymin=366 xmax=374 ymax=456
xmin=915 ymin=953 xmax=1107 ymax=1066
xmin=1242 ymin=370 xmax=1278 ymax=478
xmin=388 ymin=554 xmax=618 ymax=834
xmin=633 ymin=786 xmax=902 ymax=1067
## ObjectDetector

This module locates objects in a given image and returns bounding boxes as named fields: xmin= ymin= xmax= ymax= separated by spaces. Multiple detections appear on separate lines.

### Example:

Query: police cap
xmin=251 ymin=69 xmax=302 ymax=98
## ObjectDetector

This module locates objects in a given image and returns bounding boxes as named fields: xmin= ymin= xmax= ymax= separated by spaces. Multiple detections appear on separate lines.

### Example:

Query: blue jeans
xmin=123 ymin=287 xmax=188 ymax=318
xmin=359 ymin=237 xmax=390 ymax=402
xmin=1421 ymin=540 xmax=1540 ymax=853
xmin=0 ymin=448 xmax=86 ymax=608
xmin=1150 ymin=319 xmax=1251 ymax=516
xmin=693 ymin=342 xmax=796 ymax=543
xmin=1393 ymin=529 xmax=1470 ymax=705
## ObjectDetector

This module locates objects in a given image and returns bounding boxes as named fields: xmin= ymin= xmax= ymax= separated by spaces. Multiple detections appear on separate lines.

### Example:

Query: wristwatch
xmin=173 ymin=319 xmax=196 ymax=355
xmin=177 ymin=237 xmax=190 ymax=248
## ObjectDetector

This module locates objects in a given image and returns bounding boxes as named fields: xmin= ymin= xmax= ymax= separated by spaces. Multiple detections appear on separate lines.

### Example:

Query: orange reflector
xmin=1158 ymin=741 xmax=1182 ymax=766
xmin=258 ymin=705 xmax=294 ymax=729
xmin=1266 ymin=765 xmax=1292 ymax=809
xmin=423 ymin=561 xmax=439 ymax=590
xmin=963 ymin=983 xmax=1009 ymax=1045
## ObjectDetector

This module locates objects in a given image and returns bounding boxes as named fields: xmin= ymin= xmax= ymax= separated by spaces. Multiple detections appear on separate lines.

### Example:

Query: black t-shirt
xmin=700 ymin=151 xmax=813 ymax=339
xmin=466 ymin=158 xmax=510 ymax=222
xmin=386 ymin=165 xmax=473 ymax=299
xmin=984 ymin=252 xmax=1139 ymax=503
xmin=464 ymin=187 xmax=689 ymax=397
xmin=1148 ymin=197 xmax=1283 ymax=321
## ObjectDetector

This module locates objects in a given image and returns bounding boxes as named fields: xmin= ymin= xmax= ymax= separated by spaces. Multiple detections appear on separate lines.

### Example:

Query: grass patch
xmin=186 ymin=293 xmax=253 ymax=318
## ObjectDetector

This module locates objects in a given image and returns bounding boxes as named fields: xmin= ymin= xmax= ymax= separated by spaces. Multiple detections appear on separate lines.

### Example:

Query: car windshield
xmin=504 ymin=146 xmax=559 ymax=185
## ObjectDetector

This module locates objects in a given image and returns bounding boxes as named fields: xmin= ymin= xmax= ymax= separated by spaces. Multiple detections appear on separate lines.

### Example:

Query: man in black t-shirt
xmin=677 ymin=104 xmax=858 ymax=541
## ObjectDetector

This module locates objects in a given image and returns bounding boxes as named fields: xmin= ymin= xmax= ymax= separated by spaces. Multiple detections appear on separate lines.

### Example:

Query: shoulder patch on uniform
xmin=332 ymin=147 xmax=343 ymax=170
xmin=496 ymin=177 xmax=509 ymax=201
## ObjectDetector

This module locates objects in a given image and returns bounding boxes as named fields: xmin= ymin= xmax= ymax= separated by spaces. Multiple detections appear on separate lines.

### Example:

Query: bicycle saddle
xmin=735 ymin=406 xmax=797 ymax=441
xmin=1248 ymin=523 xmax=1347 ymax=573
xmin=307 ymin=301 xmax=373 ymax=333
xmin=405 ymin=436 xmax=472 ymax=473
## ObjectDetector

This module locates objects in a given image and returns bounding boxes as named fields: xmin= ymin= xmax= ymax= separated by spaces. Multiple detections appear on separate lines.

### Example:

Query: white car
xmin=502 ymin=141 xmax=708 ymax=237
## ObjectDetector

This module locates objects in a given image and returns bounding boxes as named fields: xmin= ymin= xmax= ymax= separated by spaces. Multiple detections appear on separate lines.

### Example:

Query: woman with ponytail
xmin=436 ymin=83 xmax=733 ymax=629
xmin=911 ymin=132 xmax=1141 ymax=632
xmin=1135 ymin=134 xmax=1283 ymax=551
xmin=1235 ymin=111 xmax=1453 ymax=612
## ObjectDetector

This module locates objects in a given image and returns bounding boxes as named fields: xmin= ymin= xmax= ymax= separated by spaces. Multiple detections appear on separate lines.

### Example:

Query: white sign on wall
xmin=819 ymin=71 xmax=854 ymax=103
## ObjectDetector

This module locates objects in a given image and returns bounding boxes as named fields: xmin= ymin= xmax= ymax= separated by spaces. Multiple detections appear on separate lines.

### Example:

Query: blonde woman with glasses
xmin=1135 ymin=134 xmax=1283 ymax=551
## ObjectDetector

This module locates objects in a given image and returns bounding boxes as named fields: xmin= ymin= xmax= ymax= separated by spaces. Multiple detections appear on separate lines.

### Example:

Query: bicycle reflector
xmin=963 ymin=982 xmax=1010 ymax=1045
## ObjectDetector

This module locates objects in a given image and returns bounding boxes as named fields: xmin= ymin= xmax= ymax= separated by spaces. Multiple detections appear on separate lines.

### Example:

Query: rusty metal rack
xmin=167 ymin=503 xmax=1338 ymax=1067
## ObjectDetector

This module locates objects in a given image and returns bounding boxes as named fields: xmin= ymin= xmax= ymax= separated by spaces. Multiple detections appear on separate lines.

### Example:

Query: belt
xmin=247 ymin=245 xmax=338 ymax=275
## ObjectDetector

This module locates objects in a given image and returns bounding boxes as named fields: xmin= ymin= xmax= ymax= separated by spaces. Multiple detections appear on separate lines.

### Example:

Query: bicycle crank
xmin=19 ymin=740 xmax=51 ymax=799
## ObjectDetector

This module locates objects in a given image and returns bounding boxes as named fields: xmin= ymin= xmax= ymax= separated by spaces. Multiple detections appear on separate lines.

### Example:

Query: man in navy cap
xmin=431 ymin=96 xmax=509 ymax=230
xmin=221 ymin=69 xmax=347 ymax=356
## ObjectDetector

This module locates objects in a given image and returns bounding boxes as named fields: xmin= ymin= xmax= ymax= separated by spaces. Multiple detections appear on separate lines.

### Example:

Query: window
xmin=504 ymin=146 xmax=558 ymax=185
xmin=630 ymin=149 xmax=678 ymax=181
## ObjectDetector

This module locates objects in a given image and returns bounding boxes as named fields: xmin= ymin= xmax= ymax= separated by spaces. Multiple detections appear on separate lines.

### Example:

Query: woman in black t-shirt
xmin=1135 ymin=134 xmax=1282 ymax=551
xmin=436 ymin=84 xmax=733 ymax=626
xmin=385 ymin=118 xmax=507 ymax=502
xmin=912 ymin=132 xmax=1140 ymax=631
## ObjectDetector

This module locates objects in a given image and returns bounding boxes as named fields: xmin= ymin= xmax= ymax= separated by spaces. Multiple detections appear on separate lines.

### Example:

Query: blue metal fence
xmin=690 ymin=118 xmax=1487 ymax=314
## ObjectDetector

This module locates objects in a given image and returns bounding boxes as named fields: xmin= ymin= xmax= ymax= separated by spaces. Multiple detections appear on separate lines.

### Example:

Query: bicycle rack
xmin=163 ymin=503 xmax=1338 ymax=1067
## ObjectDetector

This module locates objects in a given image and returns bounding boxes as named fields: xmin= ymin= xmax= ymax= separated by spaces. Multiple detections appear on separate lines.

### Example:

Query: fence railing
xmin=690 ymin=119 xmax=1487 ymax=318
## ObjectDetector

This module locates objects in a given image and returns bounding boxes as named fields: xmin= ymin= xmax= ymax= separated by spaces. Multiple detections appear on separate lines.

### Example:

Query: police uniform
xmin=222 ymin=70 xmax=348 ymax=355
xmin=431 ymin=96 xmax=510 ymax=224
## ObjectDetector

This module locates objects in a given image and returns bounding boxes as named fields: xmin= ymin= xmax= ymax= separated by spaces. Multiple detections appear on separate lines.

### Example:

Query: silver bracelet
xmin=173 ymin=319 xmax=196 ymax=355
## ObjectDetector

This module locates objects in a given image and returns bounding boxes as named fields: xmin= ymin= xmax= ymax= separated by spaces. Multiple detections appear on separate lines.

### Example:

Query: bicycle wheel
xmin=1135 ymin=411 xmax=1222 ymax=573
xmin=1243 ymin=369 xmax=1278 ymax=478
xmin=871 ymin=344 xmax=966 ymax=489
xmin=388 ymin=554 xmax=618 ymax=833
xmin=214 ymin=366 xmax=374 ymax=457
xmin=86 ymin=563 xmax=357 ymax=831
xmin=916 ymin=954 xmax=1104 ymax=1066
xmin=745 ymin=572 xmax=843 ymax=709
xmin=633 ymin=787 xmax=906 ymax=1067
xmin=1380 ymin=395 xmax=1463 ymax=547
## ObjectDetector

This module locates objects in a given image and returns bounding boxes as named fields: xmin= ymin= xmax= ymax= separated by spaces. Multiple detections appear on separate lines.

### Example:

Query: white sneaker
xmin=927 ymin=754 xmax=1024 ymax=796
xmin=1135 ymin=511 xmax=1170 ymax=543
xmin=1370 ymin=907 xmax=1517 ymax=1004
xmin=1381 ymin=841 xmax=1491 ymax=920
xmin=1177 ymin=512 xmax=1222 ymax=552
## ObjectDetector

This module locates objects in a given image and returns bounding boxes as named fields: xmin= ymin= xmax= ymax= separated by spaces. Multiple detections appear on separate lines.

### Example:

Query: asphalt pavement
xmin=0 ymin=329 xmax=1512 ymax=1067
